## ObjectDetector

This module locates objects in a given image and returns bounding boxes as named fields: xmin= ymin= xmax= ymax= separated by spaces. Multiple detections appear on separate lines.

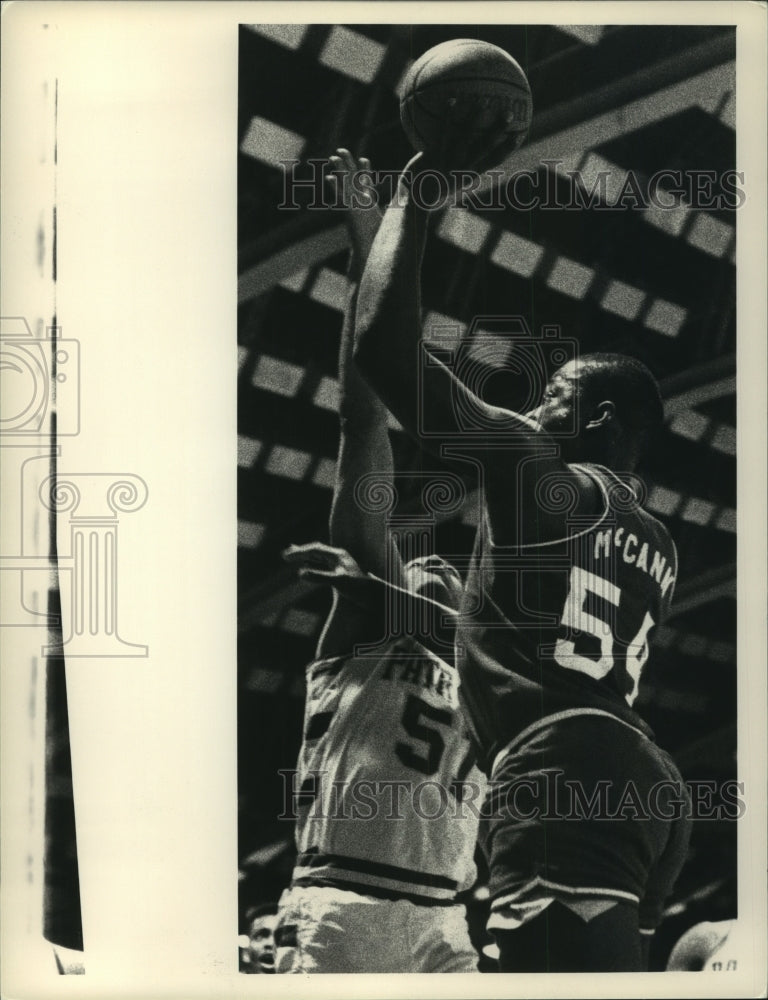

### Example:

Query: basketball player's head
xmin=244 ymin=902 xmax=278 ymax=973
xmin=404 ymin=555 xmax=463 ymax=610
xmin=527 ymin=353 xmax=664 ymax=471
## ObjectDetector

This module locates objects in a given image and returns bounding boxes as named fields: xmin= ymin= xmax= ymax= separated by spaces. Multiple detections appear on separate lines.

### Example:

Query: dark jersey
xmin=457 ymin=463 xmax=678 ymax=771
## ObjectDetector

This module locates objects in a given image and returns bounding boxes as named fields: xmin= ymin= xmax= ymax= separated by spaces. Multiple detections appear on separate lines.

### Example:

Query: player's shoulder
xmin=576 ymin=462 xmax=632 ymax=503
xmin=491 ymin=460 xmax=602 ymax=547
xmin=632 ymin=486 xmax=677 ymax=560
xmin=641 ymin=507 xmax=677 ymax=563
xmin=568 ymin=462 xmax=604 ymax=504
xmin=583 ymin=463 xmax=675 ymax=545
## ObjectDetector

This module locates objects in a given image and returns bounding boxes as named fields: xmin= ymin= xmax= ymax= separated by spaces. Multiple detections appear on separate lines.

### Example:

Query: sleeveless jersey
xmin=457 ymin=463 xmax=678 ymax=771
xmin=291 ymin=636 xmax=485 ymax=905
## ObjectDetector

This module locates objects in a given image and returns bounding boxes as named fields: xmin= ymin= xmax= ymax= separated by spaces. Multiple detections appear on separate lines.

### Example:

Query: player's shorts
xmin=274 ymin=883 xmax=479 ymax=973
xmin=484 ymin=709 xmax=692 ymax=935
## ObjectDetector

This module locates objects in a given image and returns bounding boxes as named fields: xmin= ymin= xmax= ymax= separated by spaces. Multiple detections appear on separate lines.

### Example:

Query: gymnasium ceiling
xmin=236 ymin=22 xmax=737 ymax=905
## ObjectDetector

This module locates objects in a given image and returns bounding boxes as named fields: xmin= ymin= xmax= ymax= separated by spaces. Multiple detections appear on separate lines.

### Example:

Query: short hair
xmin=572 ymin=353 xmax=664 ymax=454
xmin=244 ymin=901 xmax=278 ymax=926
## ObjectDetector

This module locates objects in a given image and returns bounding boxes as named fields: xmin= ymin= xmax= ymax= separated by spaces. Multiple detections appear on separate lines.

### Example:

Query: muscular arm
xmin=284 ymin=542 xmax=455 ymax=657
xmin=354 ymin=167 xmax=534 ymax=455
xmin=354 ymin=161 xmax=596 ymax=539
xmin=315 ymin=152 xmax=406 ymax=660
xmin=328 ymin=277 xmax=401 ymax=581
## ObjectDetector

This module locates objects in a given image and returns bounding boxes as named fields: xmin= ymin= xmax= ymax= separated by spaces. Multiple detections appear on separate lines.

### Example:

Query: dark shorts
xmin=485 ymin=710 xmax=692 ymax=932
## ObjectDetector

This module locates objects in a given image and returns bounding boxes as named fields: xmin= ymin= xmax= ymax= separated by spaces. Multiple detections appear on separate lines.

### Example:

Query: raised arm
xmin=354 ymin=156 xmax=602 ymax=543
xmin=283 ymin=541 xmax=456 ymax=656
xmin=326 ymin=151 xmax=403 ymax=582
xmin=314 ymin=151 xmax=405 ymax=659
xmin=356 ymin=163 xmax=563 ymax=469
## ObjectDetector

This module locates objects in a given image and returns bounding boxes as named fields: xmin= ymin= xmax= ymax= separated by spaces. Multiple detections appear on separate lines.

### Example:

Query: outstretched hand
xmin=397 ymin=99 xmax=525 ymax=210
xmin=325 ymin=148 xmax=382 ymax=262
xmin=282 ymin=542 xmax=367 ymax=582
xmin=428 ymin=92 xmax=524 ymax=174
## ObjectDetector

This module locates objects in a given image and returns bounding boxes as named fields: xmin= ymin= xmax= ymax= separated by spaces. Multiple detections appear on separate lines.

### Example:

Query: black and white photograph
xmin=1 ymin=3 xmax=766 ymax=998
xmin=235 ymin=16 xmax=758 ymax=978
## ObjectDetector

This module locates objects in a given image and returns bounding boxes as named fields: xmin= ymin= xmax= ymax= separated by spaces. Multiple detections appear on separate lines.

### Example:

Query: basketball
xmin=399 ymin=39 xmax=533 ymax=167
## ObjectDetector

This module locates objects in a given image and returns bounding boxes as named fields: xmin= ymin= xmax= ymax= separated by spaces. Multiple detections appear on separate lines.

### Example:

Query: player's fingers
xmin=404 ymin=151 xmax=425 ymax=172
xmin=333 ymin=149 xmax=354 ymax=173
xmin=297 ymin=566 xmax=326 ymax=581
xmin=358 ymin=159 xmax=375 ymax=194
xmin=283 ymin=543 xmax=322 ymax=560
xmin=336 ymin=148 xmax=356 ymax=170
xmin=298 ymin=566 xmax=337 ymax=580
xmin=286 ymin=553 xmax=335 ymax=576
xmin=283 ymin=542 xmax=331 ymax=562
xmin=282 ymin=544 xmax=305 ymax=563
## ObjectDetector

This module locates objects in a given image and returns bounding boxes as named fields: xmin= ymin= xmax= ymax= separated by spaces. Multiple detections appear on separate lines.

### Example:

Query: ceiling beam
xmin=528 ymin=30 xmax=734 ymax=144
xmin=667 ymin=562 xmax=736 ymax=620
xmin=661 ymin=354 xmax=735 ymax=417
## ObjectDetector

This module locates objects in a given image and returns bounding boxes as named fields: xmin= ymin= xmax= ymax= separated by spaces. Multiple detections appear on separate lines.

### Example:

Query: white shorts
xmin=275 ymin=884 xmax=479 ymax=973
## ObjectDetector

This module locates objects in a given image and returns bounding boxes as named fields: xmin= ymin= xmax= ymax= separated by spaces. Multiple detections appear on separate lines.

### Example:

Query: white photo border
xmin=1 ymin=2 xmax=765 ymax=998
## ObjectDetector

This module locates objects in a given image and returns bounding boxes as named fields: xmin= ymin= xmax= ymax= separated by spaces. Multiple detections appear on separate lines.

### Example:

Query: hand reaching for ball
xmin=400 ymin=104 xmax=527 ymax=209
xmin=399 ymin=38 xmax=532 ymax=188
xmin=325 ymin=148 xmax=382 ymax=263
xmin=430 ymin=95 xmax=528 ymax=176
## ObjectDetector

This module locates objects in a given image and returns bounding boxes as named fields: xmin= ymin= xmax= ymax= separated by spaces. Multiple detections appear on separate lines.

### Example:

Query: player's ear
xmin=585 ymin=400 xmax=616 ymax=430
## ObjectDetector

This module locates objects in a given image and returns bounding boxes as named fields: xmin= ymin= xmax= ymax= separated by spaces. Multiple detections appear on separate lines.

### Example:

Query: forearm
xmin=330 ymin=236 xmax=403 ymax=584
xmin=337 ymin=280 xmax=388 ymax=430
xmin=355 ymin=175 xmax=429 ymax=436
xmin=355 ymin=162 xmax=565 ymax=538
xmin=337 ymin=173 xmax=389 ymax=431
xmin=329 ymin=572 xmax=457 ymax=649
xmin=355 ymin=172 xmax=537 ymax=461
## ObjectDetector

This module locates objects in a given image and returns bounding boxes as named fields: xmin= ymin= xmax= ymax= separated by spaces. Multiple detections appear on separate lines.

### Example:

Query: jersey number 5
xmin=395 ymin=694 xmax=452 ymax=775
xmin=554 ymin=566 xmax=655 ymax=704
xmin=395 ymin=694 xmax=476 ymax=798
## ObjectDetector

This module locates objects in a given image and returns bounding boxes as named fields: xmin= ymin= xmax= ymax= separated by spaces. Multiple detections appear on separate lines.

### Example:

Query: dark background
xmin=237 ymin=23 xmax=737 ymax=970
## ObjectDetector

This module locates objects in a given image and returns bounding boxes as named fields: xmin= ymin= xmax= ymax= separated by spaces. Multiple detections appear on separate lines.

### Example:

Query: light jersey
xmin=292 ymin=636 xmax=486 ymax=905
xmin=457 ymin=463 xmax=678 ymax=771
